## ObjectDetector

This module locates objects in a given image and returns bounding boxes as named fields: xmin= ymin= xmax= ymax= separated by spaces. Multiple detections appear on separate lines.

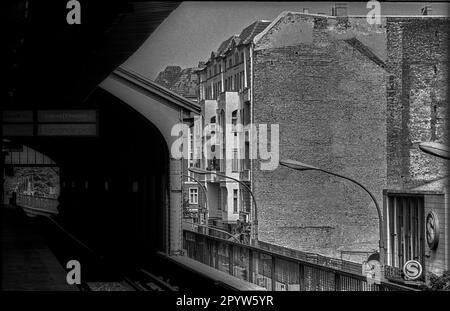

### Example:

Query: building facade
xmin=251 ymin=11 xmax=448 ymax=278
xmin=194 ymin=21 xmax=271 ymax=233
xmin=189 ymin=9 xmax=449 ymax=279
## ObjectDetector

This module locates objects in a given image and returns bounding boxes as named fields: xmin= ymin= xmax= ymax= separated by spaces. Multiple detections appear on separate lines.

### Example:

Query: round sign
xmin=403 ymin=260 xmax=422 ymax=280
xmin=426 ymin=211 xmax=439 ymax=250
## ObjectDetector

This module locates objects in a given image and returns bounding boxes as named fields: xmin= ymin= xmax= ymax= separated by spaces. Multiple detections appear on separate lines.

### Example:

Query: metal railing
xmin=183 ymin=230 xmax=415 ymax=291
xmin=183 ymin=221 xmax=242 ymax=243
xmin=16 ymin=193 xmax=59 ymax=215
xmin=239 ymin=169 xmax=250 ymax=181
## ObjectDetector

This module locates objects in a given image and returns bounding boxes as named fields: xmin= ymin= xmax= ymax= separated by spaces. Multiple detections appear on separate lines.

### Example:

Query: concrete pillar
xmin=169 ymin=157 xmax=183 ymax=254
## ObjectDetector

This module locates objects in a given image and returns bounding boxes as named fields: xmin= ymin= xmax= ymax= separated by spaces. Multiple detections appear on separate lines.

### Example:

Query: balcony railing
xmin=206 ymin=159 xmax=221 ymax=172
xmin=183 ymin=221 xmax=241 ymax=243
xmin=183 ymin=230 xmax=415 ymax=291
xmin=239 ymin=169 xmax=250 ymax=181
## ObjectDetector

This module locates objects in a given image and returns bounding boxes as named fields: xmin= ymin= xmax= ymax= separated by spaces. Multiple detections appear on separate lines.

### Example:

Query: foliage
xmin=425 ymin=271 xmax=450 ymax=291
xmin=4 ymin=167 xmax=59 ymax=199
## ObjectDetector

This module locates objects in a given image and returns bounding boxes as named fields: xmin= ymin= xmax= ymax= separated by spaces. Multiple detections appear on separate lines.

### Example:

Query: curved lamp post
xmin=183 ymin=174 xmax=208 ymax=225
xmin=279 ymin=159 xmax=386 ymax=271
xmin=418 ymin=142 xmax=450 ymax=160
xmin=188 ymin=167 xmax=258 ymax=245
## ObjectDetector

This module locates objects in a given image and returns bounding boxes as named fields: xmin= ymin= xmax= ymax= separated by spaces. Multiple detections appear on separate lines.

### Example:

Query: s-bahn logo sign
xmin=402 ymin=260 xmax=422 ymax=281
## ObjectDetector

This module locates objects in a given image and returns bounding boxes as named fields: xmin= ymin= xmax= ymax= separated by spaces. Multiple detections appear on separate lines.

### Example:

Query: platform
xmin=1 ymin=205 xmax=78 ymax=291
xmin=162 ymin=252 xmax=266 ymax=291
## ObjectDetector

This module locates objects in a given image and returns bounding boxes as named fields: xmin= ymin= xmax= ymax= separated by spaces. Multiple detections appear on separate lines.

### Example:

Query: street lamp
xmin=188 ymin=167 xmax=258 ymax=245
xmin=183 ymin=174 xmax=208 ymax=225
xmin=418 ymin=142 xmax=450 ymax=160
xmin=279 ymin=159 xmax=386 ymax=271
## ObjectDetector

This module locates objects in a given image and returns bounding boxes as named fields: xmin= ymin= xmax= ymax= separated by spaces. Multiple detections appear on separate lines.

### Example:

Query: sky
xmin=123 ymin=1 xmax=450 ymax=80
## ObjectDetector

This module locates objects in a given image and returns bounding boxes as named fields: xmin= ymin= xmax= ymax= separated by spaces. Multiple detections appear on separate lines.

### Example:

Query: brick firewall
xmin=386 ymin=18 xmax=449 ymax=190
xmin=253 ymin=38 xmax=388 ymax=260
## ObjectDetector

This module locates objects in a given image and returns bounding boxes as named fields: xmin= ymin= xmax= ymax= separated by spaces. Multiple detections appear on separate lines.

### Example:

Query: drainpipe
xmin=249 ymin=42 xmax=258 ymax=244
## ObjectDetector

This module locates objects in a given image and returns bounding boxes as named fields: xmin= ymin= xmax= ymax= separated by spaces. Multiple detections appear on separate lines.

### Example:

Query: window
xmin=232 ymin=110 xmax=238 ymax=128
xmin=220 ymin=188 xmax=227 ymax=211
xmin=240 ymin=189 xmax=250 ymax=213
xmin=241 ymin=52 xmax=244 ymax=63
xmin=232 ymin=148 xmax=239 ymax=172
xmin=229 ymin=58 xmax=232 ymax=68
xmin=189 ymin=130 xmax=194 ymax=161
xmin=210 ymin=116 xmax=216 ymax=123
xmin=233 ymin=189 xmax=238 ymax=213
xmin=244 ymin=141 xmax=250 ymax=169
xmin=189 ymin=188 xmax=198 ymax=204
xmin=385 ymin=194 xmax=425 ymax=268
xmin=220 ymin=110 xmax=226 ymax=171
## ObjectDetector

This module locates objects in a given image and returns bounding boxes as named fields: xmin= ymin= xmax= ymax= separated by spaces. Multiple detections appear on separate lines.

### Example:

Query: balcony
xmin=239 ymin=169 xmax=250 ymax=181
xmin=203 ymin=173 xmax=218 ymax=183
xmin=240 ymin=87 xmax=250 ymax=103
xmin=206 ymin=158 xmax=220 ymax=172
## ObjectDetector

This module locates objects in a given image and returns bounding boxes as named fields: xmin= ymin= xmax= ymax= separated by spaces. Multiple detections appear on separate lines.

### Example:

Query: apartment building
xmin=193 ymin=21 xmax=271 ymax=232
xmin=187 ymin=7 xmax=449 ymax=280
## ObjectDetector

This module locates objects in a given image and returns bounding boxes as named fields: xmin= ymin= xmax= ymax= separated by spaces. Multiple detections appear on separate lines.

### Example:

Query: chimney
xmin=421 ymin=5 xmax=432 ymax=16
xmin=303 ymin=8 xmax=309 ymax=14
xmin=333 ymin=2 xmax=348 ymax=17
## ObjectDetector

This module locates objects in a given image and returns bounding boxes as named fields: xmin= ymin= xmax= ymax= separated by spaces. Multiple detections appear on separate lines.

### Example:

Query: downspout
xmin=249 ymin=42 xmax=258 ymax=244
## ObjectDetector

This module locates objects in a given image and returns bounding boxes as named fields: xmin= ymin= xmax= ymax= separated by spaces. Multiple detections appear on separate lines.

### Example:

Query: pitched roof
xmin=238 ymin=20 xmax=272 ymax=45
xmin=203 ymin=20 xmax=271 ymax=64
xmin=216 ymin=35 xmax=240 ymax=57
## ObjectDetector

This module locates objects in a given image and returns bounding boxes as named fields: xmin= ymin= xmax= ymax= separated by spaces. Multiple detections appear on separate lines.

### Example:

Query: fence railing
xmin=183 ymin=229 xmax=415 ymax=291
xmin=183 ymin=221 xmax=242 ymax=243
xmin=16 ymin=193 xmax=59 ymax=215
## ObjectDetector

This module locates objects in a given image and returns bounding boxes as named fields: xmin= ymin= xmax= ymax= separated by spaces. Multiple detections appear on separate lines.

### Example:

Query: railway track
xmin=123 ymin=269 xmax=179 ymax=291
xmin=19 ymin=205 xmax=181 ymax=291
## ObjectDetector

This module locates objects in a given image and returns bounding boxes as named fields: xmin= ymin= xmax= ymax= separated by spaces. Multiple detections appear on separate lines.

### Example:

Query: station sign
xmin=2 ymin=110 xmax=33 ymax=123
xmin=37 ymin=110 xmax=97 ymax=123
xmin=2 ymin=110 xmax=97 ymax=137
xmin=2 ymin=124 xmax=34 ymax=137
xmin=402 ymin=260 xmax=422 ymax=281
xmin=37 ymin=124 xmax=97 ymax=136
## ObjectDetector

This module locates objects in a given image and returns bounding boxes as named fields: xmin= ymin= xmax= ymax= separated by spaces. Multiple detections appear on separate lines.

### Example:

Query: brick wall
xmin=386 ymin=18 xmax=449 ymax=190
xmin=252 ymin=13 xmax=388 ymax=260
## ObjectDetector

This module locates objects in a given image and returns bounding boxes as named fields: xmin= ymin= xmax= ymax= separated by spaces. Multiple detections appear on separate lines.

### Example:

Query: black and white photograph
xmin=2 ymin=0 xmax=450 ymax=303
